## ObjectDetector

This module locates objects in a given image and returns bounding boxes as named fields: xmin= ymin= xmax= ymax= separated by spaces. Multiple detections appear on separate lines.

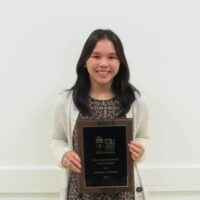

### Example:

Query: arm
xmin=129 ymin=93 xmax=150 ymax=163
xmin=49 ymin=93 xmax=82 ymax=172
xmin=48 ymin=94 xmax=73 ymax=168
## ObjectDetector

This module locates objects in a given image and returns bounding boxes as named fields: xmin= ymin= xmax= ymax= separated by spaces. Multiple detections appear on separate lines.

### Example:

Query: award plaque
xmin=76 ymin=118 xmax=134 ymax=193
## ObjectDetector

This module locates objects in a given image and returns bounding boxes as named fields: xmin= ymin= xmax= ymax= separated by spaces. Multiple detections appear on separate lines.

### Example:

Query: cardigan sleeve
xmin=134 ymin=93 xmax=150 ymax=163
xmin=48 ymin=93 xmax=73 ymax=168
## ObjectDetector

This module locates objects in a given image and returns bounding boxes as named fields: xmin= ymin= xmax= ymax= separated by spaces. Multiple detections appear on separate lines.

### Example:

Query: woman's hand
xmin=128 ymin=141 xmax=144 ymax=162
xmin=62 ymin=151 xmax=82 ymax=173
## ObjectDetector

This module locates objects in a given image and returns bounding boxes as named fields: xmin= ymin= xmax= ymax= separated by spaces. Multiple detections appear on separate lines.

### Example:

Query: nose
xmin=99 ymin=59 xmax=109 ymax=68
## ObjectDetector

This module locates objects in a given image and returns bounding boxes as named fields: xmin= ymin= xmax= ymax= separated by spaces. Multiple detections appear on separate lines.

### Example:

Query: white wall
xmin=0 ymin=0 xmax=200 ymax=199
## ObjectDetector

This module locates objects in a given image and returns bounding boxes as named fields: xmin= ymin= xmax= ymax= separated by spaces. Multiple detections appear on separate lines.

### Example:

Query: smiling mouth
xmin=97 ymin=71 xmax=110 ymax=74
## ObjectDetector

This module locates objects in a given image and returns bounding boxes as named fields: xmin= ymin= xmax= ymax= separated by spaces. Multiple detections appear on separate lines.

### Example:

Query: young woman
xmin=49 ymin=29 xmax=150 ymax=200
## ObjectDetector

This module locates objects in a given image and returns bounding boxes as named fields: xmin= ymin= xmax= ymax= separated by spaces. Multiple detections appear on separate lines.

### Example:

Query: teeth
xmin=98 ymin=71 xmax=109 ymax=74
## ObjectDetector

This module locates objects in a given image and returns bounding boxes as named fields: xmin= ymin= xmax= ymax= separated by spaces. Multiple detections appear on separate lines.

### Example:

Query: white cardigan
xmin=49 ymin=90 xmax=150 ymax=200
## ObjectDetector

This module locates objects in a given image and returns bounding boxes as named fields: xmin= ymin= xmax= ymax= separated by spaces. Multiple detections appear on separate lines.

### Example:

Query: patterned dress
xmin=67 ymin=97 xmax=135 ymax=200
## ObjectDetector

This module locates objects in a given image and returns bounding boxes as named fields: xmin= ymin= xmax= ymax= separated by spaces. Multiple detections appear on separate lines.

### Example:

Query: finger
xmin=131 ymin=151 xmax=140 ymax=161
xmin=66 ymin=160 xmax=71 ymax=168
xmin=70 ymin=156 xmax=82 ymax=170
xmin=128 ymin=143 xmax=140 ymax=153
xmin=71 ymin=152 xmax=82 ymax=169
xmin=69 ymin=161 xmax=81 ymax=173
xmin=62 ymin=156 xmax=70 ymax=168
xmin=62 ymin=151 xmax=73 ymax=162
xmin=63 ymin=158 xmax=71 ymax=168
xmin=129 ymin=147 xmax=139 ymax=158
xmin=128 ymin=147 xmax=134 ymax=154
xmin=129 ymin=141 xmax=144 ymax=150
xmin=62 ymin=152 xmax=82 ymax=169
xmin=129 ymin=146 xmax=143 ymax=159
xmin=71 ymin=152 xmax=82 ymax=163
xmin=129 ymin=147 xmax=142 ymax=161
xmin=128 ymin=142 xmax=144 ymax=154
xmin=132 ymin=145 xmax=143 ymax=155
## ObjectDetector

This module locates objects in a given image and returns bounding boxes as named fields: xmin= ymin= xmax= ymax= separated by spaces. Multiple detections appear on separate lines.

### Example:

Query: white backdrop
xmin=0 ymin=0 xmax=200 ymax=199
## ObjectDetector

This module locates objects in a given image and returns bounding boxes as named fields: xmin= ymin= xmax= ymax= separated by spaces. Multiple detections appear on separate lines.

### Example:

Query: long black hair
xmin=69 ymin=29 xmax=140 ymax=116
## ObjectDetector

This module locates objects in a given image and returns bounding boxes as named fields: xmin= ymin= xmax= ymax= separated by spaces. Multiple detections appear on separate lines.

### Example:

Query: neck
xmin=89 ymin=84 xmax=115 ymax=100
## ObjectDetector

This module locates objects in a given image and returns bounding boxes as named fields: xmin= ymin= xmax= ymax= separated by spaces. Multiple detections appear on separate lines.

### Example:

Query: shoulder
xmin=135 ymin=91 xmax=148 ymax=104
xmin=53 ymin=90 xmax=73 ymax=113
xmin=56 ymin=90 xmax=73 ymax=103
xmin=132 ymin=91 xmax=149 ymax=114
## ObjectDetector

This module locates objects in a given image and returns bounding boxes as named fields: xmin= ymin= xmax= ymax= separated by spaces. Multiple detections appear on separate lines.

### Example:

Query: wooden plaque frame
xmin=76 ymin=118 xmax=134 ymax=193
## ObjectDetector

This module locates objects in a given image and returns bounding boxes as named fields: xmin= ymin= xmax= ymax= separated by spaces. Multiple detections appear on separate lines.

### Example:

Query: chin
xmin=97 ymin=81 xmax=112 ymax=86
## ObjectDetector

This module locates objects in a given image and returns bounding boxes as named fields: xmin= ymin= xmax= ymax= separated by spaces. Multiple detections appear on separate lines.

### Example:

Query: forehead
xmin=92 ymin=39 xmax=116 ymax=54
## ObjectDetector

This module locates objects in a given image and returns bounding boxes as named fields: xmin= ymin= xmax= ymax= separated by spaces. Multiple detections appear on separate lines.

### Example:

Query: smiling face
xmin=85 ymin=39 xmax=120 ymax=91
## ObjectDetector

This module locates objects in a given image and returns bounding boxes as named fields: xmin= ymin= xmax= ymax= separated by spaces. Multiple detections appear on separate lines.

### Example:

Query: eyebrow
xmin=92 ymin=51 xmax=117 ymax=56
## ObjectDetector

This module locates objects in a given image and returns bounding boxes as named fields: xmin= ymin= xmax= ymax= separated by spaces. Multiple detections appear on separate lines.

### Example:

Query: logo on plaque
xmin=105 ymin=138 xmax=115 ymax=150
xmin=96 ymin=136 xmax=104 ymax=149
xmin=95 ymin=136 xmax=115 ymax=153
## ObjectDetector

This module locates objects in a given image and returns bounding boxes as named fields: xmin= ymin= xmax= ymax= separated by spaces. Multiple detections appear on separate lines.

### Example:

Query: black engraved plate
xmin=84 ymin=126 xmax=127 ymax=187
xmin=76 ymin=118 xmax=134 ymax=193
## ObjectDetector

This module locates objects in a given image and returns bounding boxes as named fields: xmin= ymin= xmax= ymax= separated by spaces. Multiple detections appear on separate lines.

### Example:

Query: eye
xmin=92 ymin=55 xmax=100 ymax=59
xmin=109 ymin=56 xmax=117 ymax=59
